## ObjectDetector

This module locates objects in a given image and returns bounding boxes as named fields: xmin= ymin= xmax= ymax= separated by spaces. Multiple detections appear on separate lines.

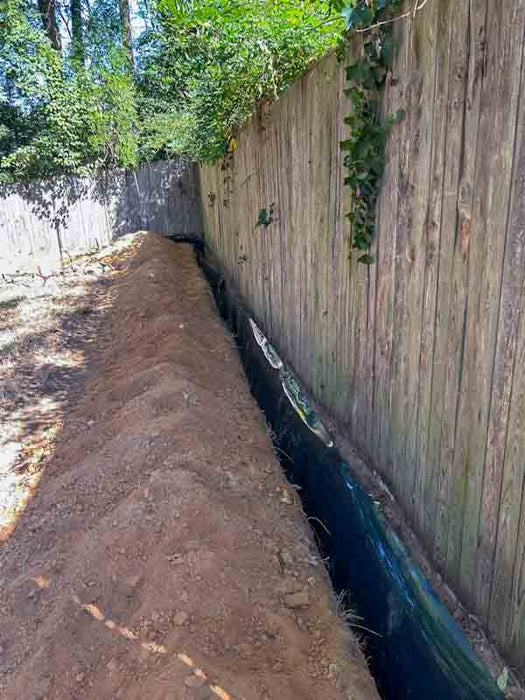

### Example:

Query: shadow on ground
xmin=0 ymin=238 xmax=137 ymax=542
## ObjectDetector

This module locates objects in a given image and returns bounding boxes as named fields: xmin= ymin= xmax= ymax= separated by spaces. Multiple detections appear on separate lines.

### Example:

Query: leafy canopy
xmin=0 ymin=0 xmax=346 ymax=180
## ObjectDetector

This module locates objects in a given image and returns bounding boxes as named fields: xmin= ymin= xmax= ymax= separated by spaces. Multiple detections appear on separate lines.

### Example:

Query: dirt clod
xmin=284 ymin=590 xmax=310 ymax=609
xmin=173 ymin=611 xmax=189 ymax=626
xmin=184 ymin=675 xmax=206 ymax=688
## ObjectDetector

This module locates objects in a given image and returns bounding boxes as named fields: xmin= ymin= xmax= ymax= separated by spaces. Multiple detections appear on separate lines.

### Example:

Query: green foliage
xmin=255 ymin=204 xmax=275 ymax=229
xmin=330 ymin=0 xmax=403 ymax=29
xmin=0 ymin=0 xmax=343 ymax=180
xmin=338 ymin=0 xmax=404 ymax=262
xmin=140 ymin=0 xmax=343 ymax=162
xmin=497 ymin=667 xmax=509 ymax=693
xmin=0 ymin=0 xmax=141 ymax=181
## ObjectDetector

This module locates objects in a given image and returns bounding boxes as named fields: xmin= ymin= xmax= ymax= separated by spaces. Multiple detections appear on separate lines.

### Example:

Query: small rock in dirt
xmin=127 ymin=574 xmax=142 ymax=588
xmin=184 ymin=675 xmax=205 ymax=688
xmin=284 ymin=590 xmax=309 ymax=609
xmin=75 ymin=672 xmax=85 ymax=682
xmin=327 ymin=663 xmax=338 ymax=680
xmin=106 ymin=659 xmax=118 ymax=672
xmin=279 ymin=490 xmax=293 ymax=505
xmin=279 ymin=550 xmax=294 ymax=566
xmin=167 ymin=552 xmax=184 ymax=563
xmin=237 ymin=644 xmax=253 ymax=659
xmin=173 ymin=611 xmax=189 ymax=626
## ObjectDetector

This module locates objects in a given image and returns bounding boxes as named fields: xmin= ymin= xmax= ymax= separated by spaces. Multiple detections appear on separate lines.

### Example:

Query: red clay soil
xmin=0 ymin=233 xmax=379 ymax=700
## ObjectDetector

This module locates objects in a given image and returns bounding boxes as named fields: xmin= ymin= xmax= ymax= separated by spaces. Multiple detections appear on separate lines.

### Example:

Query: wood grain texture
xmin=414 ymin=0 xmax=450 ymax=548
xmin=0 ymin=161 xmax=202 ymax=266
xmin=200 ymin=0 xmax=525 ymax=673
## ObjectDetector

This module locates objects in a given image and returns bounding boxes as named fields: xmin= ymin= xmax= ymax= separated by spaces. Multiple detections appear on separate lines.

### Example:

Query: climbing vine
xmin=336 ymin=0 xmax=404 ymax=263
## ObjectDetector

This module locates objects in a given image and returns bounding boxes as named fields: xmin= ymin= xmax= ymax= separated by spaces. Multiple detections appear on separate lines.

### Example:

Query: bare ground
xmin=0 ymin=238 xmax=132 ymax=542
xmin=0 ymin=233 xmax=378 ymax=699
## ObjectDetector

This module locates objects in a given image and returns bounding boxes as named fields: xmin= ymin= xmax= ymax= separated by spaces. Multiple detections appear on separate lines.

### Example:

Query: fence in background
xmin=200 ymin=0 xmax=525 ymax=674
xmin=0 ymin=160 xmax=202 ymax=269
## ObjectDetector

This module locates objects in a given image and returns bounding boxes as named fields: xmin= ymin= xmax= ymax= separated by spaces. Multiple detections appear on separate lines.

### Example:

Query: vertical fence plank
xmin=432 ymin=0 xmax=486 ymax=575
xmin=452 ymin=0 xmax=521 ymax=602
xmin=390 ymin=12 xmax=413 ymax=501
xmin=473 ymin=1 xmax=525 ymax=626
xmin=415 ymin=0 xmax=450 ymax=546
xmin=401 ymin=2 xmax=438 ymax=524
xmin=373 ymin=40 xmax=402 ymax=480
xmin=487 ymin=19 xmax=525 ymax=659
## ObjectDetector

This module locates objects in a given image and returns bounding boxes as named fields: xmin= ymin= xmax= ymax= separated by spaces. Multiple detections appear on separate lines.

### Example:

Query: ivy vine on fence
xmin=336 ymin=0 xmax=405 ymax=263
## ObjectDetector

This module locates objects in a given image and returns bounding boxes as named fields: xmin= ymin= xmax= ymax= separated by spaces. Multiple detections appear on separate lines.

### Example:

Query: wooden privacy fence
xmin=200 ymin=0 xmax=525 ymax=674
xmin=0 ymin=160 xmax=202 ymax=269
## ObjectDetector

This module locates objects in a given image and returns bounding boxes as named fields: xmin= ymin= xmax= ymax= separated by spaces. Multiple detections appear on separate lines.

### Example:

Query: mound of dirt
xmin=0 ymin=233 xmax=378 ymax=699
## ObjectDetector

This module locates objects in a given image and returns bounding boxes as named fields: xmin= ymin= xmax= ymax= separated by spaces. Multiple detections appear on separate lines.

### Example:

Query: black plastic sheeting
xmin=195 ymin=250 xmax=503 ymax=700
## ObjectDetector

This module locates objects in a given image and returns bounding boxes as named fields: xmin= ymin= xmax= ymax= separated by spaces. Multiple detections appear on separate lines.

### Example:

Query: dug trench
xmin=197 ymin=243 xmax=508 ymax=700
xmin=0 ymin=233 xmax=379 ymax=700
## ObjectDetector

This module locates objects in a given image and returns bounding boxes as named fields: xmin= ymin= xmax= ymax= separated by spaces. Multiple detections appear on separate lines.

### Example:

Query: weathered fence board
xmin=199 ymin=0 xmax=525 ymax=674
xmin=0 ymin=160 xmax=202 ymax=269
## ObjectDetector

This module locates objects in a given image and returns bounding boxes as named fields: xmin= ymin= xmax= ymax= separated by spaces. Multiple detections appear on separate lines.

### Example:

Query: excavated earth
xmin=0 ymin=233 xmax=379 ymax=700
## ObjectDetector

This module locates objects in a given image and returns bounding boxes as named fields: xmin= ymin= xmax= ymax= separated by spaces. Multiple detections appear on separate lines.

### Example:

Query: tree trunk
xmin=70 ymin=0 xmax=84 ymax=65
xmin=38 ymin=0 xmax=61 ymax=51
xmin=118 ymin=0 xmax=134 ymax=69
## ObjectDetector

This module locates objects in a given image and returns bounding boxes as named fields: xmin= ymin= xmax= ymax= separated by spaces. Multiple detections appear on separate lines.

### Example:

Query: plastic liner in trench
xmin=189 ymin=247 xmax=503 ymax=700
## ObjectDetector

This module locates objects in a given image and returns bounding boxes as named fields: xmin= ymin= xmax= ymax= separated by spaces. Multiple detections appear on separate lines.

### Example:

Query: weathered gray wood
xmin=432 ymin=0 xmax=485 ymax=576
xmin=398 ymin=4 xmax=436 ymax=521
xmin=471 ymin=1 xmax=525 ymax=628
xmin=0 ymin=160 xmax=202 ymax=268
xmin=414 ymin=0 xmax=450 ymax=547
xmin=389 ymin=12 xmax=413 ymax=501
xmin=486 ymin=7 xmax=525 ymax=665
xmin=200 ymin=0 xmax=525 ymax=675
xmin=373 ymin=36 xmax=401 ymax=481
xmin=452 ymin=0 xmax=521 ymax=603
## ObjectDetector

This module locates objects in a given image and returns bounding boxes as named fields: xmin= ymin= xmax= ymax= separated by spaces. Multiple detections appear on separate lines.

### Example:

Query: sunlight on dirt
xmin=0 ymin=235 xmax=140 ymax=544
xmin=74 ymin=594 xmax=233 ymax=700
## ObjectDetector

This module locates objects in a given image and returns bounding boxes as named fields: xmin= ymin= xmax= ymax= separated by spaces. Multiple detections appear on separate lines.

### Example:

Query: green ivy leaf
xmin=385 ymin=108 xmax=406 ymax=127
xmin=342 ymin=5 xmax=374 ymax=30
xmin=497 ymin=667 xmax=509 ymax=693
xmin=380 ymin=35 xmax=395 ymax=66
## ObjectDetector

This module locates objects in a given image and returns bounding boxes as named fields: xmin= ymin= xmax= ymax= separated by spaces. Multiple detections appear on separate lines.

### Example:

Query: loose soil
xmin=0 ymin=233 xmax=379 ymax=700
